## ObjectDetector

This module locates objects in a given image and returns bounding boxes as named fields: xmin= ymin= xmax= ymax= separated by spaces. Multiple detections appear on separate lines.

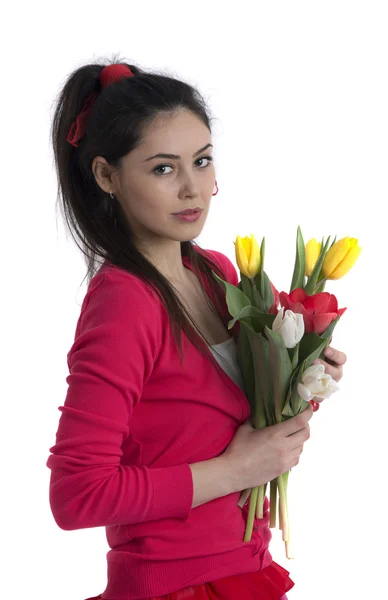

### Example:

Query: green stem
xmin=243 ymin=485 xmax=258 ymax=542
xmin=256 ymin=484 xmax=266 ymax=518
xmin=313 ymin=277 xmax=327 ymax=294
xmin=282 ymin=470 xmax=292 ymax=559
xmin=269 ymin=478 xmax=277 ymax=528
xmin=277 ymin=472 xmax=289 ymax=542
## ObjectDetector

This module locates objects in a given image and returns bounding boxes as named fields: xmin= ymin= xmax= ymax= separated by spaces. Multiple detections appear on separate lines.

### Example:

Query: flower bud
xmin=305 ymin=238 xmax=322 ymax=277
xmin=322 ymin=237 xmax=361 ymax=280
xmin=298 ymin=363 xmax=339 ymax=402
xmin=272 ymin=307 xmax=305 ymax=348
xmin=235 ymin=234 xmax=261 ymax=278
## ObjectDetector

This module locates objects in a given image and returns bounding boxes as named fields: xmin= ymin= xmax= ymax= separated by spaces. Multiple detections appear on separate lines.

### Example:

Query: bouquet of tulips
xmin=212 ymin=227 xmax=361 ymax=558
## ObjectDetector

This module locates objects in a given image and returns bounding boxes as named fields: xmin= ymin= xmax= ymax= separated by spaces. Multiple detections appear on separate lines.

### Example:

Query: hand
xmin=312 ymin=345 xmax=347 ymax=404
xmin=224 ymin=405 xmax=314 ymax=494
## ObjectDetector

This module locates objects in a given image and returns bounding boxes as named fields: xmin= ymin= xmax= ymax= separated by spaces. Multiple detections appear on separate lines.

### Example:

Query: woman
xmin=46 ymin=58 xmax=346 ymax=600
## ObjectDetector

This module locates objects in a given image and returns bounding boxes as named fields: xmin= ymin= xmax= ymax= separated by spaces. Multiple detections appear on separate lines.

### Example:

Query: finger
xmin=323 ymin=346 xmax=347 ymax=366
xmin=282 ymin=405 xmax=314 ymax=436
xmin=287 ymin=426 xmax=310 ymax=449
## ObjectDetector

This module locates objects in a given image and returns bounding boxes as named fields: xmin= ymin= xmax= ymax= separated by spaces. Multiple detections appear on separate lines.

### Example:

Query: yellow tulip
xmin=322 ymin=237 xmax=361 ymax=279
xmin=305 ymin=238 xmax=322 ymax=277
xmin=235 ymin=234 xmax=262 ymax=278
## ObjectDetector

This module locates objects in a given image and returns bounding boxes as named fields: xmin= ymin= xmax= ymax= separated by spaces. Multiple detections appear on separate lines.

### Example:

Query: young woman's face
xmin=113 ymin=109 xmax=215 ymax=246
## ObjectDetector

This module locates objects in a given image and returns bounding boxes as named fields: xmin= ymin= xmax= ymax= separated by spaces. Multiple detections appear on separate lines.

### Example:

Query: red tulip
xmin=279 ymin=288 xmax=346 ymax=335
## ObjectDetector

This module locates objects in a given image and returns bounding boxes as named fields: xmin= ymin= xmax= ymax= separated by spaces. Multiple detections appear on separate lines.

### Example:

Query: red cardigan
xmin=46 ymin=249 xmax=293 ymax=600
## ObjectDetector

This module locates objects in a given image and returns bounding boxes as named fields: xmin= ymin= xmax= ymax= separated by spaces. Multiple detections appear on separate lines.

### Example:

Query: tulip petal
xmin=304 ymin=364 xmax=325 ymax=378
xmin=329 ymin=244 xmax=361 ymax=279
xmin=279 ymin=295 xmax=307 ymax=317
xmin=295 ymin=313 xmax=305 ymax=343
xmin=235 ymin=236 xmax=250 ymax=278
xmin=310 ymin=312 xmax=339 ymax=335
xmin=289 ymin=288 xmax=308 ymax=304
xmin=303 ymin=292 xmax=337 ymax=313
xmin=279 ymin=292 xmax=292 ymax=310
xmin=322 ymin=237 xmax=352 ymax=278
xmin=309 ymin=380 xmax=325 ymax=394
xmin=248 ymin=233 xmax=261 ymax=277
xmin=305 ymin=239 xmax=321 ymax=277
xmin=298 ymin=383 xmax=313 ymax=402
xmin=241 ymin=236 xmax=252 ymax=257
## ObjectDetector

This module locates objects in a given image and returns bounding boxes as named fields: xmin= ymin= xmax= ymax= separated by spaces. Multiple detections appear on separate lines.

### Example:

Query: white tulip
xmin=272 ymin=307 xmax=305 ymax=348
xmin=297 ymin=363 xmax=340 ymax=402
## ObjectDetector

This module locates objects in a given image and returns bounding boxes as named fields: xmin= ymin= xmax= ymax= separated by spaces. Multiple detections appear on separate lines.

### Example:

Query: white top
xmin=209 ymin=337 xmax=245 ymax=391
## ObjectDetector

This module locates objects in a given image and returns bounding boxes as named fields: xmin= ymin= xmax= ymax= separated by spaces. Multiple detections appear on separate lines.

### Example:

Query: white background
xmin=2 ymin=1 xmax=387 ymax=598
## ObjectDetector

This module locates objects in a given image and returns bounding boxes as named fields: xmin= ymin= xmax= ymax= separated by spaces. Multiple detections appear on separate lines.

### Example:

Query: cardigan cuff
xmin=149 ymin=463 xmax=194 ymax=521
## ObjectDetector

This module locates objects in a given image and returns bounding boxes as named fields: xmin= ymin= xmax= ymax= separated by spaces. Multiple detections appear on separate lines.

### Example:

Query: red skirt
xmin=86 ymin=560 xmax=294 ymax=600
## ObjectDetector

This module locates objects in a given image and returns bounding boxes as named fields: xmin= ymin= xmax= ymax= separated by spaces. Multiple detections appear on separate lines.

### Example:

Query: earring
xmin=212 ymin=180 xmax=219 ymax=196
xmin=108 ymin=191 xmax=118 ymax=226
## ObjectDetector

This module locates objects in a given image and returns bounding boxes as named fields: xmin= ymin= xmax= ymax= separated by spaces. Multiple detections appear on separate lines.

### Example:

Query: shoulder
xmin=67 ymin=265 xmax=164 ymax=375
xmin=77 ymin=264 xmax=164 ymax=338
xmin=202 ymin=249 xmax=239 ymax=286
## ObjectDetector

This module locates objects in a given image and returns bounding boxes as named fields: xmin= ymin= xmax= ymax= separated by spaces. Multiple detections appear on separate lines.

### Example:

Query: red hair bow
xmin=67 ymin=64 xmax=134 ymax=147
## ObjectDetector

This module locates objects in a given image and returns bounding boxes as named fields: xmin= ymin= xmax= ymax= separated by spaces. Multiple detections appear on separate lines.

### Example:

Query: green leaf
xmin=315 ymin=315 xmax=340 ymax=359
xmin=298 ymin=332 xmax=325 ymax=362
xmin=249 ymin=333 xmax=275 ymax=426
xmin=252 ymin=286 xmax=265 ymax=311
xmin=290 ymin=342 xmax=300 ymax=370
xmin=228 ymin=305 xmax=276 ymax=332
xmin=282 ymin=363 xmax=302 ymax=416
xmin=212 ymin=271 xmax=251 ymax=318
xmin=253 ymin=270 xmax=274 ymax=312
xmin=290 ymin=226 xmax=306 ymax=292
xmin=240 ymin=274 xmax=253 ymax=302
xmin=289 ymin=361 xmax=308 ymax=414
xmin=305 ymin=338 xmax=330 ymax=369
xmin=261 ymin=270 xmax=275 ymax=311
xmin=236 ymin=323 xmax=255 ymax=410
xmin=260 ymin=237 xmax=266 ymax=273
xmin=264 ymin=326 xmax=293 ymax=424
xmin=298 ymin=317 xmax=339 ymax=362
xmin=281 ymin=402 xmax=295 ymax=418
xmin=238 ymin=326 xmax=267 ymax=428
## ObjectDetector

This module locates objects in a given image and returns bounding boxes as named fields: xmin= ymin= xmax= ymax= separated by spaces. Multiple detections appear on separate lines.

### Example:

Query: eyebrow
xmin=143 ymin=143 xmax=213 ymax=162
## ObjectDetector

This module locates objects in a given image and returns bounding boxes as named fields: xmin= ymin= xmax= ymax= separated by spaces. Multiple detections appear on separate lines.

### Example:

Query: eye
xmin=153 ymin=155 xmax=214 ymax=176
xmin=195 ymin=155 xmax=214 ymax=168
xmin=153 ymin=164 xmax=174 ymax=175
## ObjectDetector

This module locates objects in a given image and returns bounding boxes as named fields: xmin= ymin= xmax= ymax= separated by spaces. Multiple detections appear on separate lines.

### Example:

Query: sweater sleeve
xmin=46 ymin=271 xmax=194 ymax=531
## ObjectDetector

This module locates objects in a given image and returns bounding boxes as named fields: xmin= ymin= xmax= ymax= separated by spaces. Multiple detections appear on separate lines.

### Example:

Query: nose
xmin=178 ymin=169 xmax=200 ymax=198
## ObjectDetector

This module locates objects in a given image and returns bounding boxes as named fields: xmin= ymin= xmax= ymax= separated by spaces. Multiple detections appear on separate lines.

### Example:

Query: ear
xmin=91 ymin=156 xmax=117 ymax=194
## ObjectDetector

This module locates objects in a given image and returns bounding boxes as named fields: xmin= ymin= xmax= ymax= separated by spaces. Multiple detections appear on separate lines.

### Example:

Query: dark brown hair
xmin=51 ymin=55 xmax=229 ymax=364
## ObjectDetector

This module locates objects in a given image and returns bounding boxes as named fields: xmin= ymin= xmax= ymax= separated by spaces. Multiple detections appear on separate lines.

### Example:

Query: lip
xmin=172 ymin=208 xmax=203 ymax=223
xmin=172 ymin=208 xmax=203 ymax=215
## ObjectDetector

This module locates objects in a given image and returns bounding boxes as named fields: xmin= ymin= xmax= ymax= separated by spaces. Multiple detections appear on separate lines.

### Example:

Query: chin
xmin=170 ymin=224 xmax=205 ymax=242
